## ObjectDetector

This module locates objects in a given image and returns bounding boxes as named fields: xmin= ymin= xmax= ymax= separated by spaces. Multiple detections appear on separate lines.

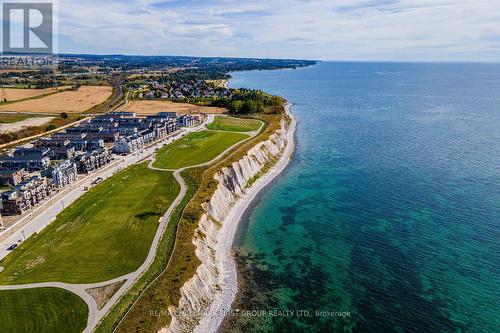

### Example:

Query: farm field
xmin=207 ymin=116 xmax=262 ymax=132
xmin=0 ymin=287 xmax=88 ymax=333
xmin=0 ymin=86 xmax=112 ymax=113
xmin=121 ymin=100 xmax=226 ymax=115
xmin=0 ymin=163 xmax=179 ymax=284
xmin=0 ymin=86 xmax=71 ymax=102
xmin=153 ymin=130 xmax=248 ymax=169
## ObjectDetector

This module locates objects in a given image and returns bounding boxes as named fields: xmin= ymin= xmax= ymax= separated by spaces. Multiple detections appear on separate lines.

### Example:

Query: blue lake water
xmin=225 ymin=62 xmax=500 ymax=332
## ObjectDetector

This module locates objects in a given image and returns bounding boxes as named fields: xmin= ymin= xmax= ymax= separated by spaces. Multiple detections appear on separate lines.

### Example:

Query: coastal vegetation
xmin=153 ymin=86 xmax=285 ymax=115
xmin=0 ymin=116 xmax=261 ymax=332
xmin=226 ymin=89 xmax=285 ymax=114
xmin=105 ymin=107 xmax=283 ymax=332
xmin=153 ymin=130 xmax=249 ymax=169
xmin=96 ymin=168 xmax=203 ymax=333
xmin=207 ymin=116 xmax=262 ymax=132
xmin=0 ymin=163 xmax=179 ymax=284
xmin=0 ymin=287 xmax=88 ymax=333
xmin=0 ymin=54 xmax=307 ymax=333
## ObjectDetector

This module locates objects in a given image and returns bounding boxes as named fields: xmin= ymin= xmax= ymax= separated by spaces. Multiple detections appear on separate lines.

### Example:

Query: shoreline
xmin=193 ymin=103 xmax=297 ymax=333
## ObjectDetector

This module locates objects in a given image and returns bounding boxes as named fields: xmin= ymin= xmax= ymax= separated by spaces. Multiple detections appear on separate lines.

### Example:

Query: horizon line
xmin=3 ymin=51 xmax=500 ymax=64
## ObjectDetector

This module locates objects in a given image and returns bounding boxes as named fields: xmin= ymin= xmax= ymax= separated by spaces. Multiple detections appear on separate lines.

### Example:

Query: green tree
xmin=243 ymin=99 xmax=264 ymax=113
xmin=229 ymin=100 xmax=244 ymax=114
xmin=45 ymin=124 xmax=57 ymax=131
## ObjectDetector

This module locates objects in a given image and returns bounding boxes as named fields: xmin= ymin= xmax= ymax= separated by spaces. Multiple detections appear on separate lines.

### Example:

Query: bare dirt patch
xmin=121 ymin=100 xmax=227 ymax=115
xmin=0 ymin=86 xmax=112 ymax=113
xmin=86 ymin=280 xmax=126 ymax=310
xmin=1 ymin=87 xmax=71 ymax=102
xmin=0 ymin=116 xmax=55 ymax=133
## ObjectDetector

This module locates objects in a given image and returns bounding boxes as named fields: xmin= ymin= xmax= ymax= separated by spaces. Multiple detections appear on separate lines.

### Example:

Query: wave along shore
xmin=161 ymin=104 xmax=297 ymax=333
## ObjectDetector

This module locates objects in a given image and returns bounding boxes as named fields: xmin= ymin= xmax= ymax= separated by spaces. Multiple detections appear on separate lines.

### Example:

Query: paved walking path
xmin=0 ymin=115 xmax=213 ymax=332
xmin=111 ymin=119 xmax=262 ymax=331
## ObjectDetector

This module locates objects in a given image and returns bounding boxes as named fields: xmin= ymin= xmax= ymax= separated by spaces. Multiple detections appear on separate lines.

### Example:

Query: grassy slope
xmin=0 ymin=109 xmax=280 ymax=333
xmin=206 ymin=116 xmax=262 ymax=132
xmin=0 ymin=163 xmax=180 ymax=284
xmin=153 ymin=130 xmax=249 ymax=169
xmin=95 ymin=168 xmax=201 ymax=333
xmin=0 ymin=287 xmax=88 ymax=333
xmin=108 ymin=111 xmax=283 ymax=332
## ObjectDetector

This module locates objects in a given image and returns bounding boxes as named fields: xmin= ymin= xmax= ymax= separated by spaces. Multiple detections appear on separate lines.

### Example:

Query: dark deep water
xmin=224 ymin=62 xmax=500 ymax=333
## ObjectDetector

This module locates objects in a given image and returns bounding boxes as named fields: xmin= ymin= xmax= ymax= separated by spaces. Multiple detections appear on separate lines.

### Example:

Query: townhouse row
xmin=0 ymin=111 xmax=205 ymax=216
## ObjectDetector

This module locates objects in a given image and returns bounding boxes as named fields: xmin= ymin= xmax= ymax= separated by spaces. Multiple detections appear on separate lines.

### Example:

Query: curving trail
xmin=112 ymin=118 xmax=263 ymax=331
xmin=0 ymin=114 xmax=266 ymax=333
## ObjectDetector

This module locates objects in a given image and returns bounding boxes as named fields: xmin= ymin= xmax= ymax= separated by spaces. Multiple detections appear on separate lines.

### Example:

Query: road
xmin=88 ymin=74 xmax=125 ymax=114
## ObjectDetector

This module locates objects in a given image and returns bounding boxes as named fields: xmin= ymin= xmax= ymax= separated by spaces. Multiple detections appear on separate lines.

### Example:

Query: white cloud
xmin=46 ymin=0 xmax=500 ymax=61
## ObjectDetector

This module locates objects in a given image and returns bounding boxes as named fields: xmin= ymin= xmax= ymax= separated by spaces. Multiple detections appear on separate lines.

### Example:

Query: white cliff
xmin=162 ymin=111 xmax=295 ymax=333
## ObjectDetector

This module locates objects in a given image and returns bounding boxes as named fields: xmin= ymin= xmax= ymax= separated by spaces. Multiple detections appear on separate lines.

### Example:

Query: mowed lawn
xmin=153 ymin=130 xmax=249 ymax=169
xmin=0 ymin=163 xmax=179 ymax=284
xmin=0 ymin=287 xmax=88 ymax=333
xmin=206 ymin=116 xmax=262 ymax=132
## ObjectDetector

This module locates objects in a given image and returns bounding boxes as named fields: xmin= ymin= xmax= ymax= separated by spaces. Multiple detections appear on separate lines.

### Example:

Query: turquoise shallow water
xmin=225 ymin=62 xmax=500 ymax=333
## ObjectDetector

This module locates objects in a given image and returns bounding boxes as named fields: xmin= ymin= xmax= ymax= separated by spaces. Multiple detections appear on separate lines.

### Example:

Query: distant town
xmin=0 ymin=55 xmax=316 ymax=223
xmin=0 ymin=53 xmax=313 ymax=333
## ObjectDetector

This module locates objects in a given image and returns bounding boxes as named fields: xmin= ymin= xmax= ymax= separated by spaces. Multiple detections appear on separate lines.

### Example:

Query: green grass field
xmin=153 ymin=130 xmax=248 ymax=169
xmin=0 ymin=163 xmax=179 ymax=284
xmin=0 ymin=287 xmax=88 ymax=333
xmin=206 ymin=116 xmax=262 ymax=132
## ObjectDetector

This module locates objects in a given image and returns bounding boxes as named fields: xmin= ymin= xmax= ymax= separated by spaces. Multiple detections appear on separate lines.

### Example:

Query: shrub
xmin=45 ymin=124 xmax=57 ymax=131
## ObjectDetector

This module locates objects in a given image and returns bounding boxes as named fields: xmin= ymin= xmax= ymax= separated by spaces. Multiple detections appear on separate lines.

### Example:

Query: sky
xmin=3 ymin=0 xmax=500 ymax=61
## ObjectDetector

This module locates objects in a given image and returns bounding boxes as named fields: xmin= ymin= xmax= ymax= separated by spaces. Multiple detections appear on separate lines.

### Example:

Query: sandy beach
xmin=193 ymin=103 xmax=297 ymax=333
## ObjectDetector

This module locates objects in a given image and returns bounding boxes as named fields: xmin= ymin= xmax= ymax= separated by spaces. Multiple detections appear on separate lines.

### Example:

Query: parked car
xmin=91 ymin=177 xmax=103 ymax=185
xmin=7 ymin=244 xmax=18 ymax=251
